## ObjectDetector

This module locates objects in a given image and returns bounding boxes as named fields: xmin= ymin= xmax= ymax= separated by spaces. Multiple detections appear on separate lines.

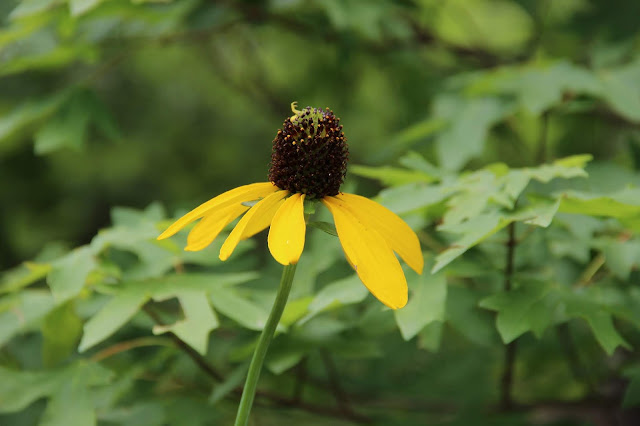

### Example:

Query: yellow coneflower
xmin=158 ymin=103 xmax=423 ymax=309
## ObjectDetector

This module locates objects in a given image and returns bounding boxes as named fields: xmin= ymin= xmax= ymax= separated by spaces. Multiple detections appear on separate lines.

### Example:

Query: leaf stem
xmin=575 ymin=252 xmax=606 ymax=287
xmin=234 ymin=263 xmax=297 ymax=426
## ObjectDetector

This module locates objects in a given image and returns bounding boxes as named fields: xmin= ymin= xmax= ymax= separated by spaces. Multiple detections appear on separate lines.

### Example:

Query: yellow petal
xmin=242 ymin=191 xmax=289 ymax=239
xmin=268 ymin=193 xmax=306 ymax=265
xmin=158 ymin=182 xmax=279 ymax=240
xmin=185 ymin=204 xmax=249 ymax=252
xmin=322 ymin=196 xmax=408 ymax=309
xmin=336 ymin=193 xmax=423 ymax=274
xmin=219 ymin=190 xmax=288 ymax=261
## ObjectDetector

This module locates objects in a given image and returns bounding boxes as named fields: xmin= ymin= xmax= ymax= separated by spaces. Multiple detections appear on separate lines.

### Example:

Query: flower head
xmin=158 ymin=103 xmax=423 ymax=308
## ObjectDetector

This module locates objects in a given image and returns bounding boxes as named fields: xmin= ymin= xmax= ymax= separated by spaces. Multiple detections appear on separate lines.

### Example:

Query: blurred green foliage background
xmin=3 ymin=0 xmax=640 ymax=425
xmin=3 ymin=0 xmax=638 ymax=269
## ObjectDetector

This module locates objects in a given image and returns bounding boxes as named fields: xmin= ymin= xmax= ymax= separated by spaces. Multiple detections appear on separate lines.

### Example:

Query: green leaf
xmin=558 ymin=191 xmax=640 ymax=218
xmin=395 ymin=272 xmax=447 ymax=340
xmin=0 ymin=290 xmax=55 ymax=347
xmin=378 ymin=182 xmax=448 ymax=215
xmin=265 ymin=335 xmax=308 ymax=374
xmin=377 ymin=119 xmax=446 ymax=159
xmin=300 ymin=275 xmax=368 ymax=324
xmin=398 ymin=151 xmax=443 ymax=178
xmin=39 ymin=379 xmax=96 ymax=426
xmin=209 ymin=362 xmax=249 ymax=404
xmin=599 ymin=58 xmax=640 ymax=123
xmin=0 ymin=262 xmax=51 ymax=294
xmin=433 ymin=214 xmax=509 ymax=273
xmin=596 ymin=238 xmax=640 ymax=281
xmin=526 ymin=156 xmax=591 ymax=182
xmin=509 ymin=198 xmax=561 ymax=228
xmin=434 ymin=96 xmax=513 ymax=170
xmin=515 ymin=62 xmax=601 ymax=115
xmin=552 ymin=154 xmax=594 ymax=169
xmin=562 ymin=291 xmax=631 ymax=355
xmin=9 ymin=0 xmax=64 ymax=19
xmin=417 ymin=321 xmax=443 ymax=352
xmin=307 ymin=221 xmax=338 ymax=237
xmin=41 ymin=363 xmax=113 ymax=426
xmin=0 ymin=367 xmax=56 ymax=413
xmin=445 ymin=286 xmax=497 ymax=346
xmin=0 ymin=92 xmax=67 ymax=153
xmin=0 ymin=361 xmax=111 ymax=418
xmin=149 ymin=273 xmax=259 ymax=297
xmin=208 ymin=287 xmax=269 ymax=331
xmin=47 ymin=246 xmax=97 ymax=303
xmin=622 ymin=366 xmax=640 ymax=407
xmin=152 ymin=292 xmax=218 ymax=355
xmin=0 ymin=44 xmax=97 ymax=77
xmin=79 ymin=286 xmax=149 ymax=352
xmin=68 ymin=0 xmax=103 ymax=16
xmin=34 ymin=89 xmax=120 ymax=154
xmin=280 ymin=297 xmax=312 ymax=326
xmin=80 ymin=273 xmax=257 ymax=351
xmin=433 ymin=0 xmax=533 ymax=54
xmin=34 ymin=91 xmax=92 ymax=154
xmin=479 ymin=282 xmax=555 ymax=343
xmin=350 ymin=164 xmax=435 ymax=185
xmin=42 ymin=301 xmax=83 ymax=367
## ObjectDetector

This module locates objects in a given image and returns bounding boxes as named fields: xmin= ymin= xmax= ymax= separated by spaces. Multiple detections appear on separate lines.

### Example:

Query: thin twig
xmin=291 ymin=357 xmax=308 ymax=404
xmin=90 ymin=336 xmax=172 ymax=362
xmin=143 ymin=304 xmax=370 ymax=423
xmin=575 ymin=253 xmax=606 ymax=287
xmin=320 ymin=350 xmax=354 ymax=414
xmin=254 ymin=390 xmax=372 ymax=424
xmin=418 ymin=230 xmax=445 ymax=252
xmin=143 ymin=305 xmax=225 ymax=382
xmin=500 ymin=222 xmax=517 ymax=411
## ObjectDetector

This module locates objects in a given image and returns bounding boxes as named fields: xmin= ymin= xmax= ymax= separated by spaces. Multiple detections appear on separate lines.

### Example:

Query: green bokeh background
xmin=3 ymin=1 xmax=640 ymax=425
xmin=3 ymin=0 xmax=637 ymax=269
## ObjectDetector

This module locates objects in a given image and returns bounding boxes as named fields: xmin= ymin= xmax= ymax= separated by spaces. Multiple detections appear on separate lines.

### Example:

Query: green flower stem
xmin=234 ymin=263 xmax=297 ymax=426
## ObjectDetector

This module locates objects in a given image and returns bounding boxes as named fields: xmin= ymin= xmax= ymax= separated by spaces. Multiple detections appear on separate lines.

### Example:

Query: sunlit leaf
xmin=152 ymin=292 xmax=218 ymax=355
xmin=0 ymin=262 xmax=51 ymax=294
xmin=350 ymin=164 xmax=435 ymax=185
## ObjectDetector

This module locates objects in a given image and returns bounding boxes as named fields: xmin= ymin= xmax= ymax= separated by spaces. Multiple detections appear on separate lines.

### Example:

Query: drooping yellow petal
xmin=241 ymin=191 xmax=289 ymax=239
xmin=336 ymin=193 xmax=424 ymax=274
xmin=219 ymin=190 xmax=288 ymax=261
xmin=268 ymin=193 xmax=306 ymax=265
xmin=158 ymin=182 xmax=279 ymax=240
xmin=185 ymin=204 xmax=249 ymax=252
xmin=322 ymin=196 xmax=408 ymax=309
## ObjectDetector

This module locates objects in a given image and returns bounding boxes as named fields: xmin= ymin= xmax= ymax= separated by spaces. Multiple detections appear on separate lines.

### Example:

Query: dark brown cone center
xmin=268 ymin=106 xmax=348 ymax=199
